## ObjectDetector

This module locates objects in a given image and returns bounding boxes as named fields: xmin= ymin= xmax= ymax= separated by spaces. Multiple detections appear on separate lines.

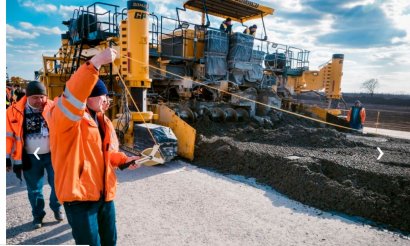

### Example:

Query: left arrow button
xmin=34 ymin=147 xmax=40 ymax=160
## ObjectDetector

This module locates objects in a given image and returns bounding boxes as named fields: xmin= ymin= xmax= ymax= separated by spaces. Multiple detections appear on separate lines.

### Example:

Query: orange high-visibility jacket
xmin=44 ymin=62 xmax=128 ymax=203
xmin=6 ymin=96 xmax=54 ymax=164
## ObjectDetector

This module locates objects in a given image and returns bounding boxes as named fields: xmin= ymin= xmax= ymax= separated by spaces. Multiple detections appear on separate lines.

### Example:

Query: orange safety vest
xmin=346 ymin=107 xmax=366 ymax=124
xmin=6 ymin=96 xmax=54 ymax=164
xmin=44 ymin=62 xmax=128 ymax=203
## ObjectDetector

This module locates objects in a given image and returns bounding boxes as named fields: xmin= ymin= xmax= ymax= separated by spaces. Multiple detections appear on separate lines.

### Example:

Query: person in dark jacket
xmin=243 ymin=24 xmax=257 ymax=36
xmin=346 ymin=100 xmax=366 ymax=131
xmin=220 ymin=18 xmax=233 ymax=34
xmin=12 ymin=88 xmax=26 ymax=103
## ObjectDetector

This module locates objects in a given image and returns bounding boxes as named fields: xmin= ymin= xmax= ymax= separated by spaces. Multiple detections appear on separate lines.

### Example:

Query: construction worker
xmin=347 ymin=100 xmax=366 ymax=131
xmin=44 ymin=48 xmax=141 ymax=246
xmin=6 ymin=81 xmax=64 ymax=229
xmin=220 ymin=17 xmax=233 ymax=34
xmin=243 ymin=24 xmax=257 ymax=36
xmin=12 ymin=88 xmax=26 ymax=103
xmin=6 ymin=86 xmax=12 ymax=107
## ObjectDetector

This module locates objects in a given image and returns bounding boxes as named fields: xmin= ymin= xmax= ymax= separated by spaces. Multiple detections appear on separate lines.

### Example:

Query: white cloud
xmin=6 ymin=42 xmax=39 ymax=49
xmin=155 ymin=4 xmax=173 ymax=17
xmin=148 ymin=0 xmax=169 ymax=4
xmin=178 ymin=9 xmax=203 ymax=24
xmin=19 ymin=0 xmax=57 ymax=13
xmin=381 ymin=0 xmax=410 ymax=42
xmin=335 ymin=43 xmax=410 ymax=93
xmin=262 ymin=0 xmax=303 ymax=12
xmin=7 ymin=44 xmax=61 ymax=80
xmin=59 ymin=5 xmax=79 ymax=19
xmin=19 ymin=1 xmax=79 ymax=20
xmin=14 ymin=48 xmax=57 ymax=55
xmin=342 ymin=0 xmax=376 ymax=9
xmin=19 ymin=22 xmax=63 ymax=35
xmin=6 ymin=24 xmax=39 ymax=40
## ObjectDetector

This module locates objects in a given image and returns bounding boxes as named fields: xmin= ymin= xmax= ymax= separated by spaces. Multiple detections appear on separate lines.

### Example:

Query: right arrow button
xmin=377 ymin=147 xmax=384 ymax=160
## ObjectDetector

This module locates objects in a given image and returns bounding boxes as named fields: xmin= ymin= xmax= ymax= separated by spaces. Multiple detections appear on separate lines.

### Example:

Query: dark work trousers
xmin=23 ymin=153 xmax=61 ymax=220
xmin=64 ymin=198 xmax=117 ymax=246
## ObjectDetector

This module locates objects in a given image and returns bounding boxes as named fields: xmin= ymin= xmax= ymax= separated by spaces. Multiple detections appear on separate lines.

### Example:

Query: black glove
xmin=13 ymin=164 xmax=23 ymax=182
xmin=6 ymin=158 xmax=12 ymax=168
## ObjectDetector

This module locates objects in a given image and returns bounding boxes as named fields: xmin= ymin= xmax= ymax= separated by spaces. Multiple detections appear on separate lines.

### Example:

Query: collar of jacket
xmin=10 ymin=96 xmax=27 ymax=115
xmin=13 ymin=95 xmax=54 ymax=115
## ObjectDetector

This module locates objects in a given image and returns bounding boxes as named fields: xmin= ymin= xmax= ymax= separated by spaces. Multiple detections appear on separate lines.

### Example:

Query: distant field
xmin=297 ymin=93 xmax=410 ymax=132
xmin=361 ymin=104 xmax=410 ymax=132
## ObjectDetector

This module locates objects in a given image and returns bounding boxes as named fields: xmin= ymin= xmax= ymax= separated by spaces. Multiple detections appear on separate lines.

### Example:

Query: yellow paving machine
xmin=38 ymin=0 xmax=345 ymax=162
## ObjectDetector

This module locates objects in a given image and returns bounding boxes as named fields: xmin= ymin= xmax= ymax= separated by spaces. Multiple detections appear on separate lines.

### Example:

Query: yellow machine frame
xmin=287 ymin=55 xmax=344 ymax=100
xmin=39 ymin=0 xmax=345 ymax=161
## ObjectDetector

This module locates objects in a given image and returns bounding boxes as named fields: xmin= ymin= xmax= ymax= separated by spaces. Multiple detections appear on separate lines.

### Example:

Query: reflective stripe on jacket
xmin=6 ymin=96 xmax=53 ymax=164
xmin=44 ymin=62 xmax=128 ymax=203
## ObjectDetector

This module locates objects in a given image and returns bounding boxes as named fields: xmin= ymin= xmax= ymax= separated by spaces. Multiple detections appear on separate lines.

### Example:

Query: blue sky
xmin=6 ymin=0 xmax=410 ymax=94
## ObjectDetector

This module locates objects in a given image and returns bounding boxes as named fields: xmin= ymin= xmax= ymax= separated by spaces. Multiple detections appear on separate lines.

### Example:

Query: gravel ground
xmin=193 ymin=117 xmax=410 ymax=232
xmin=6 ymin=161 xmax=410 ymax=245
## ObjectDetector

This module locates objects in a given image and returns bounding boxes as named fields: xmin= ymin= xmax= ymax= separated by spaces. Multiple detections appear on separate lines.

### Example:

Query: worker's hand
xmin=125 ymin=156 xmax=142 ymax=170
xmin=90 ymin=48 xmax=118 ymax=70
xmin=6 ymin=158 xmax=12 ymax=172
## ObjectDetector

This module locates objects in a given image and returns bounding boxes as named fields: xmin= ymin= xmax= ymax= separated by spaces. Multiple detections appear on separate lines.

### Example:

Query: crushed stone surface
xmin=6 ymin=162 xmax=410 ymax=245
xmin=193 ymin=115 xmax=410 ymax=232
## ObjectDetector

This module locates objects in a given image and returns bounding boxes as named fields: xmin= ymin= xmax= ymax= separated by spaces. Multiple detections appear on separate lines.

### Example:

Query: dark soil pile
xmin=193 ymin=116 xmax=410 ymax=232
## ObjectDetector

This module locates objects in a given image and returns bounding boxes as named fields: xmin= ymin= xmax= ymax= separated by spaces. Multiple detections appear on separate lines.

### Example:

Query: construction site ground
xmin=6 ymin=100 xmax=410 ymax=245
xmin=6 ymin=161 xmax=410 ymax=245
xmin=193 ymin=113 xmax=410 ymax=233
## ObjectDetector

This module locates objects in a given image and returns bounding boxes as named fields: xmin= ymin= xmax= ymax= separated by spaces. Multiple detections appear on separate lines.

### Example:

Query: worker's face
xmin=101 ymin=96 xmax=112 ymax=112
xmin=27 ymin=95 xmax=47 ymax=110
xmin=87 ymin=95 xmax=108 ymax=112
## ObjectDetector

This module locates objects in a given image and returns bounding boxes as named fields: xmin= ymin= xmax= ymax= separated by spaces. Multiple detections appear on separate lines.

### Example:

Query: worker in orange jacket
xmin=6 ymin=86 xmax=12 ymax=107
xmin=346 ymin=100 xmax=366 ymax=131
xmin=44 ymin=48 xmax=141 ymax=246
xmin=6 ymin=81 xmax=63 ymax=229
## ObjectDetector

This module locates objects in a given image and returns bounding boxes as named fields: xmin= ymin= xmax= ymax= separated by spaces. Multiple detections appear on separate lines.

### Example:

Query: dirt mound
xmin=233 ymin=125 xmax=361 ymax=148
xmin=194 ymin=114 xmax=362 ymax=148
xmin=193 ymin=118 xmax=410 ymax=232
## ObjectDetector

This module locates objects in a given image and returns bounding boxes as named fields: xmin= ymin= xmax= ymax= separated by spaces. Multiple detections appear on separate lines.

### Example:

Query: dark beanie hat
xmin=89 ymin=79 xmax=108 ymax=97
xmin=26 ymin=81 xmax=47 ymax=97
